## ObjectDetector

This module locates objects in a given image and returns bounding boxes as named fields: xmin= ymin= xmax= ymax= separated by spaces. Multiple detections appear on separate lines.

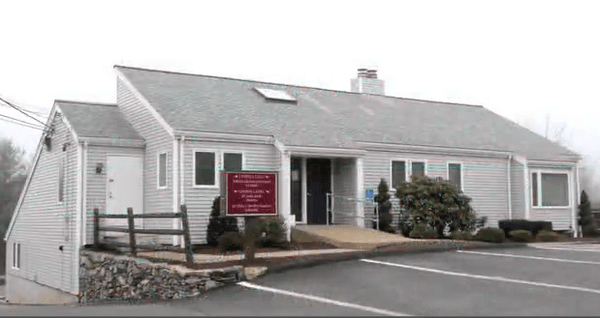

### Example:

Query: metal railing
xmin=325 ymin=194 xmax=406 ymax=230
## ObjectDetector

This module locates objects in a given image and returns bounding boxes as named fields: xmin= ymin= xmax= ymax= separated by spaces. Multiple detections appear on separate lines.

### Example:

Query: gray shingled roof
xmin=116 ymin=66 xmax=580 ymax=161
xmin=56 ymin=100 xmax=143 ymax=140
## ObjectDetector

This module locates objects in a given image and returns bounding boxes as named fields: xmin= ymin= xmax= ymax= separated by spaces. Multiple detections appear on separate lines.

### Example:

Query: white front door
xmin=106 ymin=156 xmax=143 ymax=229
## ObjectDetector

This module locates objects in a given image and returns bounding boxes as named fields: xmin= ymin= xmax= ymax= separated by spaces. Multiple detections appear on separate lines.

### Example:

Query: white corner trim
xmin=575 ymin=162 xmax=581 ymax=237
xmin=5 ymin=102 xmax=59 ymax=241
xmin=157 ymin=152 xmax=168 ymax=190
xmin=172 ymin=138 xmax=179 ymax=246
xmin=356 ymin=158 xmax=365 ymax=228
xmin=523 ymin=159 xmax=530 ymax=220
xmin=191 ymin=148 xmax=220 ymax=188
xmin=82 ymin=141 xmax=88 ymax=245
xmin=507 ymin=155 xmax=513 ymax=220
xmin=115 ymin=68 xmax=174 ymax=137
xmin=73 ymin=141 xmax=83 ymax=293
xmin=179 ymin=136 xmax=185 ymax=247
xmin=446 ymin=161 xmax=465 ymax=192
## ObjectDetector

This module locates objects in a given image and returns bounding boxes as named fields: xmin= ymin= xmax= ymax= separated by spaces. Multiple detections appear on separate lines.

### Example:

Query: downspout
xmin=507 ymin=155 xmax=512 ymax=220
xmin=575 ymin=162 xmax=581 ymax=238
xmin=523 ymin=159 xmax=530 ymax=220
xmin=179 ymin=136 xmax=185 ymax=247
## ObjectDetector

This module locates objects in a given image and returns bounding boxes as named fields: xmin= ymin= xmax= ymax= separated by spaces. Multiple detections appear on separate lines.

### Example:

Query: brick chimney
xmin=351 ymin=68 xmax=385 ymax=95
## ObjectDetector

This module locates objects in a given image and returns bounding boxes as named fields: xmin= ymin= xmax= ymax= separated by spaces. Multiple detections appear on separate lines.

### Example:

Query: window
xmin=411 ymin=161 xmax=426 ymax=179
xmin=223 ymin=153 xmax=243 ymax=172
xmin=194 ymin=151 xmax=216 ymax=186
xmin=448 ymin=163 xmax=463 ymax=191
xmin=391 ymin=160 xmax=406 ymax=188
xmin=58 ymin=155 xmax=64 ymax=202
xmin=12 ymin=242 xmax=20 ymax=269
xmin=157 ymin=152 xmax=167 ymax=189
xmin=531 ymin=171 xmax=569 ymax=207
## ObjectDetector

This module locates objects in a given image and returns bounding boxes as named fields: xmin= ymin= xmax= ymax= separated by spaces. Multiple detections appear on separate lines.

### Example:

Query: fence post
xmin=180 ymin=205 xmax=193 ymax=265
xmin=127 ymin=207 xmax=137 ymax=257
xmin=94 ymin=208 xmax=99 ymax=250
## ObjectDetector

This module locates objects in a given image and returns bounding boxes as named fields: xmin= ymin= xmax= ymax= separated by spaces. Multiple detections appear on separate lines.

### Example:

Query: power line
xmin=0 ymin=96 xmax=51 ymax=130
xmin=0 ymin=101 xmax=47 ymax=118
xmin=0 ymin=113 xmax=45 ymax=129
xmin=0 ymin=114 xmax=45 ymax=131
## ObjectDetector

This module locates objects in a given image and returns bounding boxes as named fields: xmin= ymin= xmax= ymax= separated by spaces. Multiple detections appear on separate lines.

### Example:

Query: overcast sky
xmin=1 ymin=0 xmax=599 ymax=170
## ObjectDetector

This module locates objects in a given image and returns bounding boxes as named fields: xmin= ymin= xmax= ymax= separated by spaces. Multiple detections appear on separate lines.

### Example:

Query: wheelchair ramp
xmin=292 ymin=225 xmax=417 ymax=250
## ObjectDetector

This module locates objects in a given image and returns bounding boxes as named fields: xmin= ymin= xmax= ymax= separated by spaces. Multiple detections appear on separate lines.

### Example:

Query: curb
xmin=264 ymin=241 xmax=528 ymax=274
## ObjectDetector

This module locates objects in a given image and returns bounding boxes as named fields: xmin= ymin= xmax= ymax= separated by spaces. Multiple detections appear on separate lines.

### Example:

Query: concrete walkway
xmin=292 ymin=225 xmax=420 ymax=249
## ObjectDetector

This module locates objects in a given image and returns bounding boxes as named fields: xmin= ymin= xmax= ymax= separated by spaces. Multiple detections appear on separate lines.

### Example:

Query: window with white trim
xmin=194 ymin=151 xmax=217 ymax=186
xmin=448 ymin=163 xmax=463 ymax=191
xmin=157 ymin=152 xmax=167 ymax=189
xmin=391 ymin=159 xmax=427 ymax=188
xmin=531 ymin=171 xmax=569 ymax=207
xmin=391 ymin=160 xmax=407 ymax=188
xmin=223 ymin=152 xmax=243 ymax=172
xmin=12 ymin=242 xmax=20 ymax=269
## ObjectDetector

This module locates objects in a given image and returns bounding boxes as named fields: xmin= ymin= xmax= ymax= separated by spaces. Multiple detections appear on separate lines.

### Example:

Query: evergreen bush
xmin=206 ymin=196 xmax=239 ymax=246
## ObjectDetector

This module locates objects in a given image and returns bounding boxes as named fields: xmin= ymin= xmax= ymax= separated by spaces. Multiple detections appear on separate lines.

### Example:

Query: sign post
xmin=222 ymin=171 xmax=278 ymax=262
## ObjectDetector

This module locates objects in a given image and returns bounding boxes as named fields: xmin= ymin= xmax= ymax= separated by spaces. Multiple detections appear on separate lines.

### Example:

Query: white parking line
xmin=456 ymin=250 xmax=600 ymax=265
xmin=360 ymin=259 xmax=600 ymax=295
xmin=237 ymin=281 xmax=411 ymax=316
xmin=529 ymin=243 xmax=600 ymax=253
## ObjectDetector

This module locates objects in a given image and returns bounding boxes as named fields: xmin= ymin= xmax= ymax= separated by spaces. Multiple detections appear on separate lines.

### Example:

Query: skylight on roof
xmin=254 ymin=87 xmax=297 ymax=102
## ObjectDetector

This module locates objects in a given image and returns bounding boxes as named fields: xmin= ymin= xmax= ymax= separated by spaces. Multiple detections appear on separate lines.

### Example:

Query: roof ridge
xmin=114 ymin=65 xmax=484 ymax=108
xmin=55 ymin=99 xmax=117 ymax=107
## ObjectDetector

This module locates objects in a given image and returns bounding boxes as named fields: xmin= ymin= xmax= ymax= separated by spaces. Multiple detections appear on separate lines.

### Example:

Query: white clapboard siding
xmin=182 ymin=141 xmax=279 ymax=244
xmin=363 ymin=151 xmax=510 ymax=230
xmin=84 ymin=145 xmax=144 ymax=245
xmin=332 ymin=158 xmax=358 ymax=225
xmin=117 ymin=79 xmax=174 ymax=245
xmin=7 ymin=112 xmax=79 ymax=294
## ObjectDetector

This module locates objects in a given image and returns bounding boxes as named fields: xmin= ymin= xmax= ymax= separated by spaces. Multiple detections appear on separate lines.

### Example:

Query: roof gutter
xmin=355 ymin=141 xmax=512 ymax=158
xmin=78 ymin=136 xmax=145 ymax=148
xmin=175 ymin=130 xmax=273 ymax=145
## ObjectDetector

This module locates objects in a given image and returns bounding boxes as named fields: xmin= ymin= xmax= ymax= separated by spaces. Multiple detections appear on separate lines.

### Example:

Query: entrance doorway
xmin=306 ymin=158 xmax=331 ymax=224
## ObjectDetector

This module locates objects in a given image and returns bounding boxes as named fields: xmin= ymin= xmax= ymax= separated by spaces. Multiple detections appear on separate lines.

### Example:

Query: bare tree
xmin=0 ymin=137 xmax=30 ymax=274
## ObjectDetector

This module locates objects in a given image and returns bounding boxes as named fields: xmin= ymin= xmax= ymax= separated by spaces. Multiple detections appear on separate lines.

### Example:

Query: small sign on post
xmin=365 ymin=189 xmax=374 ymax=201
xmin=221 ymin=171 xmax=278 ymax=262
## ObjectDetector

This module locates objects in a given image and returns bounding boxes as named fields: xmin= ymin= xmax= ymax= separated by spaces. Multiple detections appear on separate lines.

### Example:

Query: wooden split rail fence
xmin=93 ymin=205 xmax=193 ymax=265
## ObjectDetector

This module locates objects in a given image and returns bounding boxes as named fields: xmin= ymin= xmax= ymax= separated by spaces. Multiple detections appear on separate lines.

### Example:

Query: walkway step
xmin=292 ymin=225 xmax=417 ymax=250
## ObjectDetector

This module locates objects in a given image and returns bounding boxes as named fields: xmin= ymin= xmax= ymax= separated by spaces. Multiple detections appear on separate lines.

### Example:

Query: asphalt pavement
xmin=3 ymin=243 xmax=600 ymax=315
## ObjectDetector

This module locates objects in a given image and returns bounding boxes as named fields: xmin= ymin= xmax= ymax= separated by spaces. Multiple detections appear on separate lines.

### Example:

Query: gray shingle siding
xmin=7 ymin=113 xmax=79 ymax=297
xmin=117 ymin=79 xmax=174 ymax=245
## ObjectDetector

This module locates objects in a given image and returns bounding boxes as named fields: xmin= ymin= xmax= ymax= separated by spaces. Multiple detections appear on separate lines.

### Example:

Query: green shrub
xmin=395 ymin=175 xmax=477 ymax=237
xmin=509 ymin=229 xmax=533 ymax=242
xmin=409 ymin=223 xmax=429 ymax=239
xmin=247 ymin=217 xmax=289 ymax=248
xmin=537 ymin=230 xmax=560 ymax=242
xmin=450 ymin=230 xmax=473 ymax=241
xmin=498 ymin=219 xmax=552 ymax=237
xmin=475 ymin=228 xmax=505 ymax=243
xmin=422 ymin=228 xmax=439 ymax=239
xmin=217 ymin=231 xmax=245 ymax=252
xmin=206 ymin=196 xmax=239 ymax=246
xmin=582 ymin=224 xmax=599 ymax=238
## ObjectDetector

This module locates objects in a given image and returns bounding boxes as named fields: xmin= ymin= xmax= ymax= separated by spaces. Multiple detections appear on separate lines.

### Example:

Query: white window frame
xmin=193 ymin=149 xmax=219 ymax=189
xmin=446 ymin=161 xmax=464 ymax=192
xmin=221 ymin=151 xmax=246 ymax=172
xmin=12 ymin=242 xmax=20 ymax=270
xmin=157 ymin=152 xmax=168 ymax=190
xmin=530 ymin=169 xmax=571 ymax=209
xmin=389 ymin=158 xmax=429 ymax=190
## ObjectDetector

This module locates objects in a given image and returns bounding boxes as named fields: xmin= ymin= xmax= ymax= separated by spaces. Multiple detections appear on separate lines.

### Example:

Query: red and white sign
xmin=224 ymin=171 xmax=278 ymax=216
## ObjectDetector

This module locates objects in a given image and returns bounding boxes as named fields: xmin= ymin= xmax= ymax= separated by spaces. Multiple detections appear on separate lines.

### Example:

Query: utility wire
xmin=0 ymin=114 xmax=45 ymax=131
xmin=0 ymin=113 xmax=45 ymax=129
xmin=0 ymin=96 xmax=51 ymax=130
xmin=0 ymin=101 xmax=47 ymax=118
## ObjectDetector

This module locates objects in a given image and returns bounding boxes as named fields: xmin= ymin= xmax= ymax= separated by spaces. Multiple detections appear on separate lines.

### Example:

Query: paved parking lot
xmin=3 ymin=242 xmax=600 ymax=316
xmin=193 ymin=242 xmax=600 ymax=316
